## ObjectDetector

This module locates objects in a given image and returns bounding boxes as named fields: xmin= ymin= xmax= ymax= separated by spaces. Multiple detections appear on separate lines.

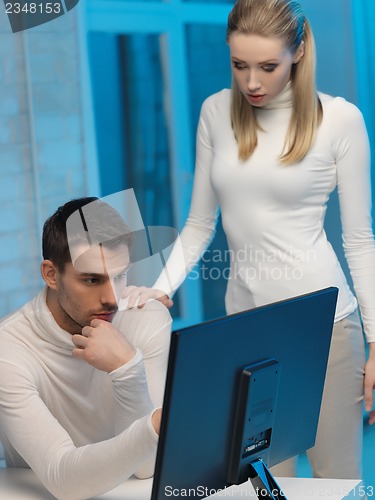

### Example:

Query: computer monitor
xmin=151 ymin=287 xmax=338 ymax=500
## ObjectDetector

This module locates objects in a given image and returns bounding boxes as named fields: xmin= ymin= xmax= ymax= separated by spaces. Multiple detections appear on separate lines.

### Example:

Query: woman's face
xmin=229 ymin=33 xmax=304 ymax=107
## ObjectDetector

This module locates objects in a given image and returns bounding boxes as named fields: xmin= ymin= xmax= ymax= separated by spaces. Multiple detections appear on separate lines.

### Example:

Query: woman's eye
xmin=233 ymin=62 xmax=246 ymax=70
xmin=263 ymin=65 xmax=277 ymax=72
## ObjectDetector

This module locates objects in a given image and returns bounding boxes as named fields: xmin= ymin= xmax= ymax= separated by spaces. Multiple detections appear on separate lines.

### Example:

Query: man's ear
xmin=41 ymin=260 xmax=59 ymax=290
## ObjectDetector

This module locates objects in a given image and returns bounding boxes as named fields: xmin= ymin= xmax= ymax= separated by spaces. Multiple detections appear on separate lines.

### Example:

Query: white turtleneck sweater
xmin=155 ymin=83 xmax=375 ymax=343
xmin=0 ymin=288 xmax=171 ymax=500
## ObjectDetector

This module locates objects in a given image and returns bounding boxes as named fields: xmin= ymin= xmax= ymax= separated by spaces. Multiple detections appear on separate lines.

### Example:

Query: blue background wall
xmin=0 ymin=0 xmax=372 ymax=325
xmin=86 ymin=0 xmax=372 ymax=324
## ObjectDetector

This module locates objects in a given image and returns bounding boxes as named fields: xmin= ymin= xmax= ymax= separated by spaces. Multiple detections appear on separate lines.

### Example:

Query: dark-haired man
xmin=0 ymin=198 xmax=171 ymax=499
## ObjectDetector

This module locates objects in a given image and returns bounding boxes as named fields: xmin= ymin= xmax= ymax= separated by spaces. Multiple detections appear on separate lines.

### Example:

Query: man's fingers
xmin=72 ymin=347 xmax=86 ymax=359
xmin=82 ymin=326 xmax=91 ymax=336
xmin=72 ymin=334 xmax=88 ymax=348
xmin=71 ymin=321 xmax=136 ymax=371
xmin=88 ymin=319 xmax=107 ymax=329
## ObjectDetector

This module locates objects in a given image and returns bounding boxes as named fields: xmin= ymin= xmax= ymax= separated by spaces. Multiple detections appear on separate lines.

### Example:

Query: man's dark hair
xmin=42 ymin=197 xmax=133 ymax=271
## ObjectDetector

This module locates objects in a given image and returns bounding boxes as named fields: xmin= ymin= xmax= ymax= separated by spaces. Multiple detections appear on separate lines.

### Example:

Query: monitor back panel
xmin=152 ymin=288 xmax=338 ymax=499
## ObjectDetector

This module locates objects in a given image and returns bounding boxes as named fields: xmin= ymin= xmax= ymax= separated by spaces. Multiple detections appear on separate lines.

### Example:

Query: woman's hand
xmin=364 ymin=342 xmax=375 ymax=425
xmin=122 ymin=286 xmax=174 ymax=309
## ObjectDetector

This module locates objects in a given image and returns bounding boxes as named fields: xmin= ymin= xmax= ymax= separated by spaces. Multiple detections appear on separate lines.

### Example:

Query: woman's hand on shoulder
xmin=122 ymin=286 xmax=174 ymax=310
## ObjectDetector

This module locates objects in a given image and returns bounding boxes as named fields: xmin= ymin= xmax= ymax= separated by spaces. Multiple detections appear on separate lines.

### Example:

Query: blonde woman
xmin=126 ymin=0 xmax=375 ymax=479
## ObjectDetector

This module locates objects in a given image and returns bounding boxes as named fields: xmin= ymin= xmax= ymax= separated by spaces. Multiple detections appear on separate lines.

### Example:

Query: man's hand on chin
xmin=71 ymin=319 xmax=137 ymax=372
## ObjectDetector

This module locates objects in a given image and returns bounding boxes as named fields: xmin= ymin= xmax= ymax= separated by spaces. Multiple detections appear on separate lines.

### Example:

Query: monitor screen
xmin=152 ymin=287 xmax=338 ymax=499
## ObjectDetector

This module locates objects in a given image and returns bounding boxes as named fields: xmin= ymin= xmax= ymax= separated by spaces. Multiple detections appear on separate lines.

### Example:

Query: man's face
xmin=52 ymin=244 xmax=130 ymax=334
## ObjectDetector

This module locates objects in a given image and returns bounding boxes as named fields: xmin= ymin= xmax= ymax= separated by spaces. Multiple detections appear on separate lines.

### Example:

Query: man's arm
xmin=0 ymin=347 xmax=159 ymax=500
xmin=113 ymin=299 xmax=172 ymax=407
xmin=110 ymin=300 xmax=172 ymax=478
xmin=71 ymin=314 xmax=167 ymax=480
xmin=72 ymin=301 xmax=171 ymax=480
xmin=71 ymin=301 xmax=171 ymax=431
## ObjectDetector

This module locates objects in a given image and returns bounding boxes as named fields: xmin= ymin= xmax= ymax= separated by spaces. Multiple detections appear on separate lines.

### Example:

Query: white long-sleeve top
xmin=0 ymin=288 xmax=171 ymax=500
xmin=155 ymin=83 xmax=375 ymax=343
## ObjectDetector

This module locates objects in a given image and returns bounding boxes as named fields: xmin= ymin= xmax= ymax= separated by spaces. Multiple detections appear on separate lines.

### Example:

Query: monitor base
xmin=249 ymin=458 xmax=287 ymax=500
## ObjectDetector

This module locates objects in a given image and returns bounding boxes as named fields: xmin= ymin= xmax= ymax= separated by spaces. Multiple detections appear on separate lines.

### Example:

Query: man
xmin=0 ymin=197 xmax=171 ymax=499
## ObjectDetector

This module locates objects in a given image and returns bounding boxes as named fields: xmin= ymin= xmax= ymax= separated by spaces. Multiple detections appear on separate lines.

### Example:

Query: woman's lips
xmin=247 ymin=94 xmax=266 ymax=104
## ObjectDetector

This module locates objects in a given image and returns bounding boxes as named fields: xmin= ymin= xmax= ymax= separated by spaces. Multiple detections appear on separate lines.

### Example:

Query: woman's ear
xmin=41 ymin=260 xmax=59 ymax=290
xmin=293 ymin=41 xmax=305 ymax=64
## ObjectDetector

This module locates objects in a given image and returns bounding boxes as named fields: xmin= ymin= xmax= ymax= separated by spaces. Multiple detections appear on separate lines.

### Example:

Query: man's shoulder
xmin=114 ymin=300 xmax=172 ymax=329
xmin=0 ymin=304 xmax=27 ymax=334
xmin=0 ymin=302 xmax=35 ymax=379
xmin=0 ymin=292 xmax=41 ymax=349
xmin=113 ymin=300 xmax=172 ymax=346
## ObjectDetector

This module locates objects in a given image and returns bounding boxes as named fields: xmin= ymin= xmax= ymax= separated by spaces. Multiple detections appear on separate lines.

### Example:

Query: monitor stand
xmin=227 ymin=359 xmax=287 ymax=499
xmin=249 ymin=458 xmax=287 ymax=500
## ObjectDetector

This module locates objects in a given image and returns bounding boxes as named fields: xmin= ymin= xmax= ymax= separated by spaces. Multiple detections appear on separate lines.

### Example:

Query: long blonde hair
xmin=227 ymin=0 xmax=322 ymax=164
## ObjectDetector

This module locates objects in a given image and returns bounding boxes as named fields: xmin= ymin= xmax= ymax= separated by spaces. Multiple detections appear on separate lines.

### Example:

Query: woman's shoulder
xmin=200 ymin=89 xmax=231 ymax=118
xmin=318 ymin=91 xmax=364 ymax=123
xmin=318 ymin=92 xmax=368 ymax=143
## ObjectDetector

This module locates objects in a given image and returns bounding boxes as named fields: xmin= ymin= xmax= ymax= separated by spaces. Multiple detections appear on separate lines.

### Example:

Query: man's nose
xmin=100 ymin=281 xmax=117 ymax=307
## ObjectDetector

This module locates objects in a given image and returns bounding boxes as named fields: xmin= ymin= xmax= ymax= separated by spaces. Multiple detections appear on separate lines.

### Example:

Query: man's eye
xmin=83 ymin=278 xmax=100 ymax=284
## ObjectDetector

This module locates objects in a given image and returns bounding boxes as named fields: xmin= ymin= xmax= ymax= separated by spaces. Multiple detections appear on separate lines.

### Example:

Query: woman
xmin=126 ymin=0 xmax=375 ymax=478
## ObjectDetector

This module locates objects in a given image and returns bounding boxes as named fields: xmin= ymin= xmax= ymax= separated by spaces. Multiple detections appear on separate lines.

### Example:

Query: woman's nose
xmin=247 ymin=70 xmax=261 ymax=92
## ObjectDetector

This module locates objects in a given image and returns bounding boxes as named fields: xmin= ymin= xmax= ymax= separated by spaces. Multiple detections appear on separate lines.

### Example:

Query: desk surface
xmin=0 ymin=468 xmax=361 ymax=500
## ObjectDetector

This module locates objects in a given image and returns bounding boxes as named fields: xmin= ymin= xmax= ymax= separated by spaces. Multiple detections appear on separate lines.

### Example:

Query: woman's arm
xmin=152 ymin=97 xmax=220 ymax=296
xmin=334 ymin=100 xmax=375 ymax=342
xmin=334 ymin=98 xmax=375 ymax=417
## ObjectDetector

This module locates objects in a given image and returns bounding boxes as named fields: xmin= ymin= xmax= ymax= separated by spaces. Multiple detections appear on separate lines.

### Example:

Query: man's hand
xmin=72 ymin=319 xmax=136 ymax=373
xmin=123 ymin=286 xmax=173 ymax=310
xmin=151 ymin=408 xmax=162 ymax=435
xmin=364 ymin=342 xmax=375 ymax=425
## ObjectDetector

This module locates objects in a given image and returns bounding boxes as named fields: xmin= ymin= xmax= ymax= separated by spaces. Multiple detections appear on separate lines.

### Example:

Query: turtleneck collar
xmin=27 ymin=287 xmax=75 ymax=351
xmin=261 ymin=80 xmax=293 ymax=110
